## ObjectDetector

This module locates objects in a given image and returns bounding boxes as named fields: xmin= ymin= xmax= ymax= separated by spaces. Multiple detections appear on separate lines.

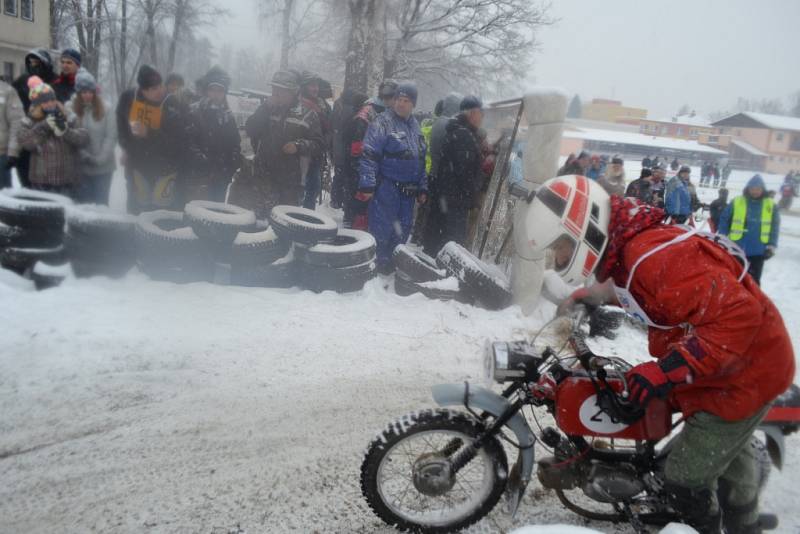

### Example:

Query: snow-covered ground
xmin=1 ymin=167 xmax=798 ymax=533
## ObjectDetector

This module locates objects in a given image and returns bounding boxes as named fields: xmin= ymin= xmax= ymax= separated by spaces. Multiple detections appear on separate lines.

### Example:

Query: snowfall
xmin=0 ymin=163 xmax=798 ymax=534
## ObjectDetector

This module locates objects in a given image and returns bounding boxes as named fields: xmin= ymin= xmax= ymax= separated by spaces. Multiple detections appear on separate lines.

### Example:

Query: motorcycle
xmin=360 ymin=309 xmax=800 ymax=533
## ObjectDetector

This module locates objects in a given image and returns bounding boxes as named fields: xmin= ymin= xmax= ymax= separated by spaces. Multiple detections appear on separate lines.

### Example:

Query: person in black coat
xmin=116 ymin=65 xmax=190 ymax=213
xmin=708 ymin=188 xmax=729 ymax=232
xmin=422 ymin=95 xmax=485 ymax=256
xmin=185 ymin=66 xmax=241 ymax=202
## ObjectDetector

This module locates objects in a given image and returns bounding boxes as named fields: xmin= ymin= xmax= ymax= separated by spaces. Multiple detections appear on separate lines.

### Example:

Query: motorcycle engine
xmin=581 ymin=463 xmax=645 ymax=503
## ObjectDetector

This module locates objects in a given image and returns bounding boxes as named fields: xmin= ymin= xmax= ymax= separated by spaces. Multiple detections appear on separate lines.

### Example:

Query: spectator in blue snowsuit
xmin=665 ymin=166 xmax=693 ymax=223
xmin=718 ymin=174 xmax=780 ymax=285
xmin=358 ymin=82 xmax=427 ymax=273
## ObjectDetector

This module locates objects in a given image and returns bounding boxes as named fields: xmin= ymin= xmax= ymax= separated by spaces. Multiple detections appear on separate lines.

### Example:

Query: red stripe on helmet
xmin=550 ymin=180 xmax=571 ymax=200
xmin=567 ymin=189 xmax=588 ymax=231
xmin=582 ymin=249 xmax=598 ymax=277
xmin=575 ymin=175 xmax=589 ymax=195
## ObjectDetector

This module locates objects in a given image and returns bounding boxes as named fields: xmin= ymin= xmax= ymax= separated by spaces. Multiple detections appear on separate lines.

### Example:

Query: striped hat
xmin=27 ymin=76 xmax=56 ymax=106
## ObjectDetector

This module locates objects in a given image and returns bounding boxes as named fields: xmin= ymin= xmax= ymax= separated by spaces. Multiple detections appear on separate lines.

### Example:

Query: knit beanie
xmin=61 ymin=48 xmax=82 ymax=66
xmin=459 ymin=95 xmax=483 ymax=111
xmin=395 ymin=82 xmax=418 ymax=106
xmin=137 ymin=64 xmax=163 ymax=90
xmin=27 ymin=76 xmax=56 ymax=107
xmin=75 ymin=69 xmax=97 ymax=93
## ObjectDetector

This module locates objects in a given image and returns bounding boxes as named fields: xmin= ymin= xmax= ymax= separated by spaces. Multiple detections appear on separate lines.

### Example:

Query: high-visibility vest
xmin=729 ymin=196 xmax=773 ymax=243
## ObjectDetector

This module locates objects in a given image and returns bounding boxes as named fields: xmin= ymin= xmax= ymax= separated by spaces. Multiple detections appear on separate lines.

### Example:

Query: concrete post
xmin=511 ymin=88 xmax=569 ymax=315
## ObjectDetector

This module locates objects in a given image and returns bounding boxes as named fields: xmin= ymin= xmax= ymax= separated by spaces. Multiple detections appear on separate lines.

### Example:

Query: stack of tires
xmin=392 ymin=242 xmax=512 ymax=310
xmin=271 ymin=206 xmax=377 ymax=293
xmin=64 ymin=205 xmax=138 ymax=279
xmin=0 ymin=189 xmax=70 ymax=284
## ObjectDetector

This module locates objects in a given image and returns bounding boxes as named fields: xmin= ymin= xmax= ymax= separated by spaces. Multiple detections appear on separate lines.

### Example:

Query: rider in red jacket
xmin=524 ymin=175 xmax=794 ymax=534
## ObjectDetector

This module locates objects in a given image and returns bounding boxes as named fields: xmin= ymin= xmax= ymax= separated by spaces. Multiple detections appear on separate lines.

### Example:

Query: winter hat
xmin=679 ymin=165 xmax=691 ymax=174
xmin=640 ymin=168 xmax=653 ymax=179
xmin=611 ymin=156 xmax=624 ymax=165
xmin=299 ymin=70 xmax=321 ymax=87
xmin=460 ymin=95 xmax=483 ymax=111
xmin=137 ymin=64 xmax=163 ymax=89
xmin=378 ymin=79 xmax=398 ymax=98
xmin=578 ymin=150 xmax=590 ymax=160
xmin=61 ymin=48 xmax=82 ymax=66
xmin=165 ymin=73 xmax=184 ymax=87
xmin=395 ymin=82 xmax=418 ymax=106
xmin=597 ymin=196 xmax=666 ymax=284
xmin=271 ymin=70 xmax=300 ymax=91
xmin=202 ymin=66 xmax=231 ymax=92
xmin=27 ymin=76 xmax=56 ymax=107
xmin=745 ymin=174 xmax=766 ymax=195
xmin=75 ymin=69 xmax=97 ymax=93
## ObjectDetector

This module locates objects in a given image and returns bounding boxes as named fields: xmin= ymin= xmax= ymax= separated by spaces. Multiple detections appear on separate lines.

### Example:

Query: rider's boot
xmin=664 ymin=482 xmax=723 ymax=534
xmin=718 ymin=480 xmax=778 ymax=533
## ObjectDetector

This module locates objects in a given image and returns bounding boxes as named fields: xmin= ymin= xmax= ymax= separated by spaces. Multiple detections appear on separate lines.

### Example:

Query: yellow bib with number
xmin=128 ymin=95 xmax=163 ymax=131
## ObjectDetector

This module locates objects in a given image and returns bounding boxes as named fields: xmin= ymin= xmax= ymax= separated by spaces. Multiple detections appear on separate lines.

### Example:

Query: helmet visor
xmin=544 ymin=233 xmax=577 ymax=273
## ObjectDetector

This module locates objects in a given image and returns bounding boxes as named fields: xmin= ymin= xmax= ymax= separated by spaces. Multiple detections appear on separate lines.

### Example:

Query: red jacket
xmin=615 ymin=225 xmax=795 ymax=421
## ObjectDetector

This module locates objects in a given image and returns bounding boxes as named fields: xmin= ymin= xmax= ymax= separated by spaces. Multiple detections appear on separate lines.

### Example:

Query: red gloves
xmin=626 ymin=352 xmax=692 ymax=410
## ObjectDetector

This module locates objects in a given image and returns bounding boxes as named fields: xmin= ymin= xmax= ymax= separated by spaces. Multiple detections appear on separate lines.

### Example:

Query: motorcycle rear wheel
xmin=361 ymin=409 xmax=508 ymax=533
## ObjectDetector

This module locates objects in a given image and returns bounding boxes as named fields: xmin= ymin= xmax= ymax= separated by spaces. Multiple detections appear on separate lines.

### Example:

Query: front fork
xmin=431 ymin=382 xmax=536 ymax=516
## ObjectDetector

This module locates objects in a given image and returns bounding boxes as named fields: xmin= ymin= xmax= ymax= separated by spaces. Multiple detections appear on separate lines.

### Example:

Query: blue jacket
xmin=359 ymin=109 xmax=427 ymax=192
xmin=718 ymin=174 xmax=780 ymax=256
xmin=665 ymin=176 xmax=692 ymax=216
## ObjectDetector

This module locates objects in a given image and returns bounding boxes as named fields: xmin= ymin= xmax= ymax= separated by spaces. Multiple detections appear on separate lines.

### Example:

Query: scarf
xmin=597 ymin=195 xmax=666 ymax=283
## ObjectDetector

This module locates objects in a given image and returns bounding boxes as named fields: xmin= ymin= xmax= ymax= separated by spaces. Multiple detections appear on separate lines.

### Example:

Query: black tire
xmin=230 ymin=221 xmax=291 ymax=267
xmin=65 ymin=207 xmax=138 ymax=278
xmin=135 ymin=210 xmax=212 ymax=281
xmin=361 ymin=409 xmax=508 ymax=534
xmin=184 ymin=200 xmax=257 ymax=245
xmin=1 ymin=246 xmax=66 ymax=274
xmin=294 ymin=229 xmax=375 ymax=268
xmin=393 ymin=245 xmax=446 ymax=283
xmin=298 ymin=259 xmax=376 ymax=293
xmin=0 ymin=221 xmax=63 ymax=248
xmin=394 ymin=272 xmax=464 ymax=302
xmin=0 ymin=188 xmax=72 ymax=231
xmin=31 ymin=261 xmax=69 ymax=290
xmin=230 ymin=258 xmax=298 ymax=288
xmin=436 ymin=241 xmax=512 ymax=310
xmin=268 ymin=205 xmax=338 ymax=245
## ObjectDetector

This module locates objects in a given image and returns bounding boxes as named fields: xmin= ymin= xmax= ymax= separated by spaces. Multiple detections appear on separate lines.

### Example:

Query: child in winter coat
xmin=16 ymin=76 xmax=88 ymax=197
xmin=69 ymin=70 xmax=117 ymax=204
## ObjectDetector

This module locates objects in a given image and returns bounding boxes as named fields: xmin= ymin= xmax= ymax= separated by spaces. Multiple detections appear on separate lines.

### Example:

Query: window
xmin=20 ymin=0 xmax=31 ymax=20
xmin=660 ymin=126 xmax=668 ymax=134
xmin=2 ymin=62 xmax=13 ymax=83
xmin=676 ymin=127 xmax=683 ymax=136
xmin=791 ymin=134 xmax=800 ymax=152
xmin=708 ymin=135 xmax=719 ymax=143
xmin=776 ymin=132 xmax=784 ymax=142
xmin=4 ymin=0 xmax=17 ymax=16
xmin=690 ymin=129 xmax=698 ymax=136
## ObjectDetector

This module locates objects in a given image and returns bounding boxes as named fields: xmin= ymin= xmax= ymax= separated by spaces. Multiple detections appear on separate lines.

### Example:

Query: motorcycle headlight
xmin=484 ymin=341 xmax=532 ymax=383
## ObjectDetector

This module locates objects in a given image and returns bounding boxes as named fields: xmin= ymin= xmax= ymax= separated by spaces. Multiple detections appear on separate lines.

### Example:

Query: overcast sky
xmin=213 ymin=0 xmax=799 ymax=118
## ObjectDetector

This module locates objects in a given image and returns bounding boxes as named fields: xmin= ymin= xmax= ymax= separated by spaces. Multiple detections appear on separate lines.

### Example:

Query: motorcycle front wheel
xmin=360 ymin=409 xmax=508 ymax=533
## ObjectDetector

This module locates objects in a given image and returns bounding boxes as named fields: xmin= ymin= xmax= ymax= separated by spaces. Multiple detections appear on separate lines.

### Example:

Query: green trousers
xmin=664 ymin=406 xmax=769 ymax=530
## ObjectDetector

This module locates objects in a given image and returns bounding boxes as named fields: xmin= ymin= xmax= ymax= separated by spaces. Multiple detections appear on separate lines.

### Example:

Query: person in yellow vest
xmin=718 ymin=174 xmax=780 ymax=285
xmin=116 ymin=65 xmax=189 ymax=214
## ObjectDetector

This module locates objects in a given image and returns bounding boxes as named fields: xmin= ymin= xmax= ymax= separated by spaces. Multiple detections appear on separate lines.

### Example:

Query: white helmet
xmin=521 ymin=175 xmax=611 ymax=285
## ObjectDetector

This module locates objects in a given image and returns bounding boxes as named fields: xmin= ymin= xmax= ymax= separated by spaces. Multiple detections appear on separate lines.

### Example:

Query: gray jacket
xmin=0 ymin=80 xmax=23 ymax=158
xmin=68 ymin=98 xmax=117 ymax=176
xmin=429 ymin=92 xmax=462 ymax=177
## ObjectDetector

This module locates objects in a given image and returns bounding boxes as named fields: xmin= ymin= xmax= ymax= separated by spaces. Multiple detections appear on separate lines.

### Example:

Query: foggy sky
xmin=212 ymin=0 xmax=799 ymax=118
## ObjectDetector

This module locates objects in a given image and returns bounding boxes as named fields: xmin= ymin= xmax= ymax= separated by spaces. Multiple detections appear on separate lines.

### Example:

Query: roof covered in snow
xmin=652 ymin=114 xmax=712 ymax=127
xmin=731 ymin=138 xmax=768 ymax=157
xmin=712 ymin=111 xmax=800 ymax=132
xmin=562 ymin=127 xmax=727 ymax=155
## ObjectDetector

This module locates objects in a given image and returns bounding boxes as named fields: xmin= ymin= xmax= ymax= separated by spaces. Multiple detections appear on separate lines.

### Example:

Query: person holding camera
xmin=16 ymin=76 xmax=88 ymax=198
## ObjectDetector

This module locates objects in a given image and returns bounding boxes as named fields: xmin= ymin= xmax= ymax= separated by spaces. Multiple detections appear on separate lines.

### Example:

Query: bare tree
xmin=344 ymin=0 xmax=385 ymax=93
xmin=259 ymin=0 xmax=335 ymax=70
xmin=66 ymin=0 xmax=107 ymax=75
xmin=50 ymin=0 xmax=72 ymax=49
xmin=165 ymin=0 xmax=228 ymax=74
xmin=381 ymin=0 xmax=553 ymax=93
